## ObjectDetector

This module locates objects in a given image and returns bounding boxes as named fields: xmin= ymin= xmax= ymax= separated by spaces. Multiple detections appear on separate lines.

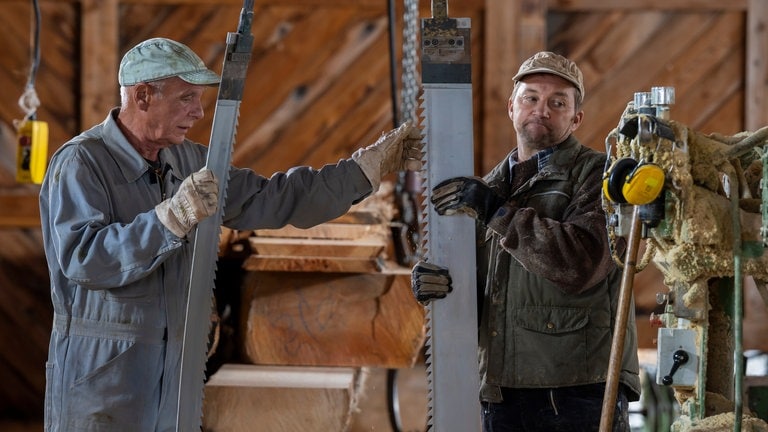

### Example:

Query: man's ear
xmin=133 ymin=83 xmax=152 ymax=111
xmin=570 ymin=110 xmax=584 ymax=132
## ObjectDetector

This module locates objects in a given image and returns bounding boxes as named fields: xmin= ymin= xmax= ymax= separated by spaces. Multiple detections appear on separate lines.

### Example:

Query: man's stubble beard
xmin=519 ymin=123 xmax=559 ymax=152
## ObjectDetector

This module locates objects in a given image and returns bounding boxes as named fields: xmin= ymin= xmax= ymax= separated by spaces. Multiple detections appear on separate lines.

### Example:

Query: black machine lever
xmin=662 ymin=349 xmax=689 ymax=385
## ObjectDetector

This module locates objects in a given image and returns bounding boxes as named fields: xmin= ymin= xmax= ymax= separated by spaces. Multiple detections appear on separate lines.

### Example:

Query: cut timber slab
xmin=243 ymin=255 xmax=383 ymax=273
xmin=249 ymin=236 xmax=386 ymax=258
xmin=206 ymin=364 xmax=358 ymax=389
xmin=254 ymin=222 xmax=387 ymax=241
xmin=240 ymin=270 xmax=426 ymax=368
xmin=202 ymin=364 xmax=363 ymax=432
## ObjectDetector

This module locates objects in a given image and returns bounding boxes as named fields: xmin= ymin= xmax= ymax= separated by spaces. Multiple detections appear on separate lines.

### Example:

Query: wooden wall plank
xmin=1 ymin=0 xmax=766 ymax=422
xmin=233 ymin=9 xmax=389 ymax=170
xmin=480 ymin=1 xmax=517 ymax=173
xmin=0 ymin=194 xmax=41 ymax=227
xmin=567 ymin=12 xmax=739 ymax=148
xmin=48 ymin=0 xmax=386 ymax=6
xmin=704 ymin=88 xmax=745 ymax=135
xmin=635 ymin=12 xmax=744 ymax=132
xmin=745 ymin=0 xmax=768 ymax=130
xmin=679 ymin=35 xmax=744 ymax=132
xmin=550 ymin=0 xmax=746 ymax=11
xmin=0 ymin=229 xmax=50 ymax=419
xmin=518 ymin=0 xmax=547 ymax=57
xmin=81 ymin=0 xmax=119 ymax=128
xmin=480 ymin=0 xmax=547 ymax=173
xmin=0 ymin=2 xmax=34 ymax=125
xmin=34 ymin=3 xmax=79 ymax=149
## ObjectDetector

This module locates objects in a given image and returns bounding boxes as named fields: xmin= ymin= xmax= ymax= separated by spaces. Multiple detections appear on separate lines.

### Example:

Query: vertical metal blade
xmin=176 ymin=103 xmax=240 ymax=432
xmin=176 ymin=3 xmax=254 ymax=430
xmin=421 ymin=85 xmax=480 ymax=431
xmin=420 ymin=7 xmax=481 ymax=431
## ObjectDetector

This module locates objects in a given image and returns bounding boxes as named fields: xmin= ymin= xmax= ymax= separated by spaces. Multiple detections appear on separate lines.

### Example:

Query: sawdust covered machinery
xmin=601 ymin=87 xmax=768 ymax=431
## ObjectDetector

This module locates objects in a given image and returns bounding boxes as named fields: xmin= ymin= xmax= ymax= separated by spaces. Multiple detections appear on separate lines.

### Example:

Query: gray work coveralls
xmin=40 ymin=109 xmax=373 ymax=431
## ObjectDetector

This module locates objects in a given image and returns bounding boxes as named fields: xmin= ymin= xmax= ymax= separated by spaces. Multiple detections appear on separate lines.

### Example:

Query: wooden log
xmin=240 ymin=270 xmax=426 ymax=368
xmin=248 ymin=237 xmax=386 ymax=258
xmin=202 ymin=364 xmax=364 ymax=432
xmin=254 ymin=222 xmax=387 ymax=241
xmin=243 ymin=255 xmax=383 ymax=273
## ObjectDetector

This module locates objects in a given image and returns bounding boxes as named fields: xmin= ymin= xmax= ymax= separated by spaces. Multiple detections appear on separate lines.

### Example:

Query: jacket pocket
xmin=64 ymin=335 xmax=163 ymax=431
xmin=510 ymin=306 xmax=591 ymax=386
xmin=515 ymin=306 xmax=589 ymax=334
xmin=100 ymin=282 xmax=154 ymax=304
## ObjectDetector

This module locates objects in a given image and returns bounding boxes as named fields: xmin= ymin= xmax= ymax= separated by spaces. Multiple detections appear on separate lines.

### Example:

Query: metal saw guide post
xmin=420 ymin=1 xmax=481 ymax=430
xmin=176 ymin=1 xmax=254 ymax=430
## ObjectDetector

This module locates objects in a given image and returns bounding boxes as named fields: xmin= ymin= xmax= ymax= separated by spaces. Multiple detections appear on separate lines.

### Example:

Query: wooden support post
xmin=745 ymin=0 xmax=768 ymax=131
xmin=481 ymin=1 xmax=518 ymax=173
xmin=80 ymin=0 xmax=119 ymax=129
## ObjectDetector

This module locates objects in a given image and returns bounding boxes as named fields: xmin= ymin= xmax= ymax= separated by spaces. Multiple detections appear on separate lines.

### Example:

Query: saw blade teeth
xmin=424 ymin=303 xmax=436 ymax=429
xmin=420 ymin=139 xmax=436 ymax=426
xmin=417 ymin=91 xmax=432 ymax=261
xmin=418 ymin=81 xmax=480 ymax=429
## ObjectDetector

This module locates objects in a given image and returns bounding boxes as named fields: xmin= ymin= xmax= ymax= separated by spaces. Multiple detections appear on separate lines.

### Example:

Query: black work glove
xmin=411 ymin=261 xmax=452 ymax=304
xmin=430 ymin=176 xmax=504 ymax=224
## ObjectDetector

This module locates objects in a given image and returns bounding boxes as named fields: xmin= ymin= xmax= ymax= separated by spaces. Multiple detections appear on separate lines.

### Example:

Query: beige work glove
xmin=351 ymin=121 xmax=423 ymax=192
xmin=155 ymin=168 xmax=219 ymax=238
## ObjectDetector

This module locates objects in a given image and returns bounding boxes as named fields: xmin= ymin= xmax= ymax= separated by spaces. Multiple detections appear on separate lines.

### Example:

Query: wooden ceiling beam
xmin=80 ymin=0 xmax=119 ymax=129
xmin=0 ymin=194 xmax=41 ymax=228
xmin=549 ymin=0 xmax=747 ymax=11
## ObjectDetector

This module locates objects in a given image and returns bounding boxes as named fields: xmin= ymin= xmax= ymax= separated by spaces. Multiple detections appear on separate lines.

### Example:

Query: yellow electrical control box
xmin=16 ymin=119 xmax=48 ymax=184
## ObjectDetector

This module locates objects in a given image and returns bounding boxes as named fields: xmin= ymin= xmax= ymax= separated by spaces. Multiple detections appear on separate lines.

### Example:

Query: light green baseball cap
xmin=118 ymin=37 xmax=221 ymax=86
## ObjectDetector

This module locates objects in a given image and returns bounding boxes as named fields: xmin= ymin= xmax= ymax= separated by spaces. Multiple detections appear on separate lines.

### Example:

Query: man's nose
xmin=190 ymin=100 xmax=204 ymax=119
xmin=532 ymin=102 xmax=551 ymax=118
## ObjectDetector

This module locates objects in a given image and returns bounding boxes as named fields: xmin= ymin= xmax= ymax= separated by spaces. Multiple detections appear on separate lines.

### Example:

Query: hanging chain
xmin=400 ymin=0 xmax=420 ymax=125
xmin=17 ymin=0 xmax=42 ymax=124
xmin=390 ymin=0 xmax=424 ymax=267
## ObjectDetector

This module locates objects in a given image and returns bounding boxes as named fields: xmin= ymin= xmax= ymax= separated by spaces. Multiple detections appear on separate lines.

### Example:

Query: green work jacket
xmin=476 ymin=135 xmax=641 ymax=403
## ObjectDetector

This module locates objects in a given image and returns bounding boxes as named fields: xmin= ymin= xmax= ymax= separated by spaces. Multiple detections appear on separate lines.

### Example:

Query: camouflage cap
xmin=118 ymin=37 xmax=220 ymax=87
xmin=513 ymin=51 xmax=584 ymax=104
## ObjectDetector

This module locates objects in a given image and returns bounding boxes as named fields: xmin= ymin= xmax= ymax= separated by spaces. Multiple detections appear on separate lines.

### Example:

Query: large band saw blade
xmin=420 ymin=1 xmax=481 ymax=430
xmin=175 ymin=2 xmax=254 ymax=431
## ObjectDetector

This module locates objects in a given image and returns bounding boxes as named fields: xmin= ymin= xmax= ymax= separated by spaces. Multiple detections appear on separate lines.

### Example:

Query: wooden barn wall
xmin=0 ymin=0 xmax=767 ymax=422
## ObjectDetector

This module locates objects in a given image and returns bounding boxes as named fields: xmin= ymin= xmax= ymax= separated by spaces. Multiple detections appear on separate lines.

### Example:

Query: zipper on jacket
xmin=148 ymin=162 xmax=169 ymax=200
xmin=154 ymin=167 xmax=166 ymax=200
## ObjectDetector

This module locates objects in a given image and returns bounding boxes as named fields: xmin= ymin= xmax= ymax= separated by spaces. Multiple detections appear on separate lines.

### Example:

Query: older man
xmin=40 ymin=37 xmax=421 ymax=431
